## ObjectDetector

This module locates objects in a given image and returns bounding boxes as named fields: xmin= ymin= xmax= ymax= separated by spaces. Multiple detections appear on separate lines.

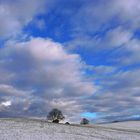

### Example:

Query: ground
xmin=0 ymin=118 xmax=140 ymax=140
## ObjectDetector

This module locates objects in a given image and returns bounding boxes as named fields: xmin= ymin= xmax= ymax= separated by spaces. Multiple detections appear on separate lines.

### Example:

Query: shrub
xmin=65 ymin=122 xmax=70 ymax=125
xmin=80 ymin=118 xmax=89 ymax=125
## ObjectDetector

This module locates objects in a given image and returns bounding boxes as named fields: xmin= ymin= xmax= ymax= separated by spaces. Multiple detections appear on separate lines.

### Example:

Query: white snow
xmin=0 ymin=118 xmax=140 ymax=140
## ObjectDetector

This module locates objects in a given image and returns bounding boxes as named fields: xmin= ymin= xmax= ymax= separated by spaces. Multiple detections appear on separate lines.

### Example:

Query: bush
xmin=80 ymin=118 xmax=89 ymax=125
xmin=52 ymin=119 xmax=59 ymax=123
xmin=65 ymin=122 xmax=70 ymax=125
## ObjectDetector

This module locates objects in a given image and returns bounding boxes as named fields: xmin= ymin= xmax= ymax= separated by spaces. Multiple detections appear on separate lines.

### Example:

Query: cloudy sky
xmin=0 ymin=0 xmax=140 ymax=123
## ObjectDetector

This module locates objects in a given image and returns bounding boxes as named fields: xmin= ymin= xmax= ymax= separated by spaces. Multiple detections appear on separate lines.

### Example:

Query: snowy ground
xmin=0 ymin=118 xmax=140 ymax=140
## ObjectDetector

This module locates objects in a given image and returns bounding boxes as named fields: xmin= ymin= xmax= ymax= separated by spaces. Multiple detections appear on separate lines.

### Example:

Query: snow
xmin=0 ymin=118 xmax=140 ymax=140
xmin=99 ymin=121 xmax=140 ymax=131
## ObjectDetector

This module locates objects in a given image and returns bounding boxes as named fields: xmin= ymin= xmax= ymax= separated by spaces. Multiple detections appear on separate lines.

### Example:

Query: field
xmin=0 ymin=118 xmax=140 ymax=140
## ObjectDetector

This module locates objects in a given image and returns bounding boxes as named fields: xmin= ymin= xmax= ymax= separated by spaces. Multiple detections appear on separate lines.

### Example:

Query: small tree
xmin=80 ymin=118 xmax=89 ymax=125
xmin=47 ymin=108 xmax=65 ymax=123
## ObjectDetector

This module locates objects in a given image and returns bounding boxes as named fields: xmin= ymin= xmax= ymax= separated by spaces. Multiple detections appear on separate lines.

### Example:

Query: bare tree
xmin=80 ymin=118 xmax=89 ymax=125
xmin=47 ymin=108 xmax=65 ymax=123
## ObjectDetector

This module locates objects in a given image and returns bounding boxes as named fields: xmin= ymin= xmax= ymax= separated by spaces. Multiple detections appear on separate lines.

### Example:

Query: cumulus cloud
xmin=69 ymin=0 xmax=140 ymax=34
xmin=0 ymin=84 xmax=32 ymax=97
xmin=35 ymin=0 xmax=140 ymax=122
xmin=0 ymin=0 xmax=47 ymax=38
xmin=1 ymin=0 xmax=140 ymax=123
xmin=64 ymin=0 xmax=140 ymax=65
xmin=0 ymin=37 xmax=95 ymax=120
xmin=82 ymin=66 xmax=140 ymax=123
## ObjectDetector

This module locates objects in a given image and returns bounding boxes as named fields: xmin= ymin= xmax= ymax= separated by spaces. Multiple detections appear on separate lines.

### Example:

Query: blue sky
xmin=0 ymin=0 xmax=140 ymax=123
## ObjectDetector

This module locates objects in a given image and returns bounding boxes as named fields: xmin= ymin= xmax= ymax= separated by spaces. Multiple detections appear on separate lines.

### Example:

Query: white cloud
xmin=0 ymin=0 xmax=46 ymax=38
xmin=1 ymin=0 xmax=140 ymax=122
xmin=87 ymin=68 xmax=140 ymax=123
xmin=0 ymin=84 xmax=32 ymax=97
xmin=104 ymin=27 xmax=133 ymax=47
xmin=71 ymin=0 xmax=140 ymax=34
xmin=0 ymin=37 xmax=96 ymax=120
xmin=114 ymin=0 xmax=140 ymax=28
xmin=1 ymin=101 xmax=11 ymax=107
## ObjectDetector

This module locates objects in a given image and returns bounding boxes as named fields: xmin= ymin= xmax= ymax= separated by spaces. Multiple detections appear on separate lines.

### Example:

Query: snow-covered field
xmin=0 ymin=118 xmax=140 ymax=140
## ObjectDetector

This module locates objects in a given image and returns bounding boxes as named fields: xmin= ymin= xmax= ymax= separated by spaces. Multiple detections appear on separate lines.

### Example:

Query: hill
xmin=0 ymin=118 xmax=140 ymax=140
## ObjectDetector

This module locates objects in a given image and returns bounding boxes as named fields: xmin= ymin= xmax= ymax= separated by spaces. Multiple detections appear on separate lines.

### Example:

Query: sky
xmin=0 ymin=0 xmax=140 ymax=123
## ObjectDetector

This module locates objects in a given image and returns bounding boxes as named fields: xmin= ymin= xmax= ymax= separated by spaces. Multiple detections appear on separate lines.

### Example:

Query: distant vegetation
xmin=47 ymin=108 xmax=65 ymax=123
xmin=65 ymin=122 xmax=70 ymax=125
xmin=47 ymin=108 xmax=90 ymax=125
xmin=80 ymin=118 xmax=90 ymax=125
